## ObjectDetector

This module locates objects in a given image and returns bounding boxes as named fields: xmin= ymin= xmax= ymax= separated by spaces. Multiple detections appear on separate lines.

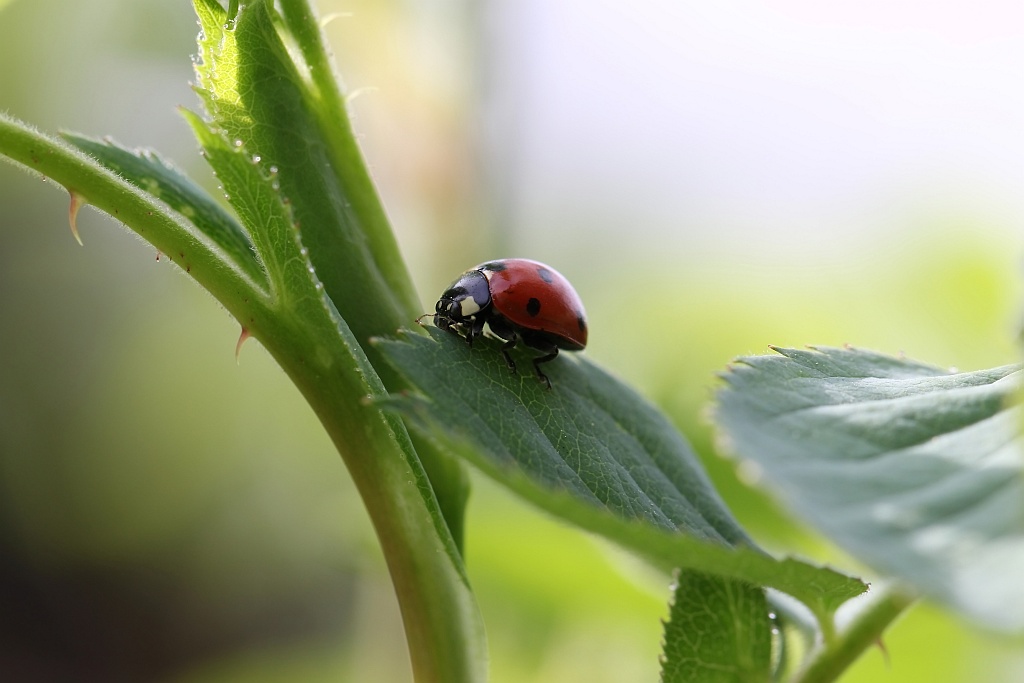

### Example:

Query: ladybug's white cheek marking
xmin=459 ymin=298 xmax=481 ymax=316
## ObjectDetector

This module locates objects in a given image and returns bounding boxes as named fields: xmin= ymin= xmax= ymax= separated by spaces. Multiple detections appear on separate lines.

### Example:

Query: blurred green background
xmin=2 ymin=0 xmax=1023 ymax=681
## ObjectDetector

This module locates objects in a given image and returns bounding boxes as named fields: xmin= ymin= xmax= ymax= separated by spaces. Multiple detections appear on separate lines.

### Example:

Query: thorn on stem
xmin=875 ymin=637 xmax=890 ymax=668
xmin=235 ymin=326 xmax=251 ymax=362
xmin=319 ymin=11 xmax=353 ymax=28
xmin=68 ymin=191 xmax=86 ymax=245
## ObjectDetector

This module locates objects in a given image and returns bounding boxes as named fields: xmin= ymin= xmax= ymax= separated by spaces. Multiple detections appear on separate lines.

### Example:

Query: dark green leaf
xmin=192 ymin=0 xmax=419 ymax=345
xmin=182 ymin=110 xmax=315 ymax=305
xmin=62 ymin=132 xmax=265 ymax=287
xmin=381 ymin=328 xmax=749 ymax=541
xmin=716 ymin=346 xmax=1024 ymax=630
xmin=375 ymin=329 xmax=866 ymax=624
xmin=661 ymin=572 xmax=772 ymax=683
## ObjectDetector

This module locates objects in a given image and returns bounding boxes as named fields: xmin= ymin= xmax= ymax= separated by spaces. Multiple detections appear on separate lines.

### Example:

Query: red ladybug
xmin=433 ymin=258 xmax=588 ymax=388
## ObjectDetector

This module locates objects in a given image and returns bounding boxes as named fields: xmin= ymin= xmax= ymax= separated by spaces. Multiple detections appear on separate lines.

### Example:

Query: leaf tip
xmin=367 ymin=334 xmax=394 ymax=350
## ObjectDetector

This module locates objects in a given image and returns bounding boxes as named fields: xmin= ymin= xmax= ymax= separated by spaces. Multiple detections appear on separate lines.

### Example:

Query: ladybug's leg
xmin=531 ymin=348 xmax=558 ymax=390
xmin=465 ymin=315 xmax=486 ymax=347
xmin=499 ymin=338 xmax=519 ymax=374
xmin=520 ymin=332 xmax=560 ymax=389
xmin=486 ymin=315 xmax=519 ymax=373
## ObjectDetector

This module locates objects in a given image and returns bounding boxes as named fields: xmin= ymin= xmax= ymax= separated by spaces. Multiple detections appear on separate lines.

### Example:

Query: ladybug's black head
xmin=433 ymin=269 xmax=492 ymax=327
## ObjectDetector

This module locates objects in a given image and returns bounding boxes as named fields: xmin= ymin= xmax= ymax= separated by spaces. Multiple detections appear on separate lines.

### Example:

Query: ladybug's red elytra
xmin=433 ymin=258 xmax=588 ymax=388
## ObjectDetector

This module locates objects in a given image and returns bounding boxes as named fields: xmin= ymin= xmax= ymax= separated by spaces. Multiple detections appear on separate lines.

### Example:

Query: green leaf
xmin=61 ymin=132 xmax=266 ymax=287
xmin=374 ymin=329 xmax=867 ymax=626
xmin=182 ymin=110 xmax=311 ymax=305
xmin=716 ymin=346 xmax=1024 ymax=631
xmin=380 ymin=328 xmax=750 ymax=540
xmin=192 ymin=0 xmax=419 ymax=345
xmin=661 ymin=572 xmax=772 ymax=683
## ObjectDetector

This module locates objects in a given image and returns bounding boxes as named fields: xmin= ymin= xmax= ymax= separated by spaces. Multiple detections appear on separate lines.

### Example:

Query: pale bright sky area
xmin=478 ymin=0 xmax=1024 ymax=264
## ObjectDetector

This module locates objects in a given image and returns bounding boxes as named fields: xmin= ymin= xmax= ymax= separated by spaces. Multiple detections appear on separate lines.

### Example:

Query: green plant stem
xmin=259 ymin=318 xmax=486 ymax=683
xmin=265 ymin=0 xmax=472 ymax=550
xmin=275 ymin=0 xmax=422 ymax=322
xmin=0 ymin=114 xmax=266 ymax=314
xmin=791 ymin=587 xmax=916 ymax=683
xmin=0 ymin=112 xmax=486 ymax=683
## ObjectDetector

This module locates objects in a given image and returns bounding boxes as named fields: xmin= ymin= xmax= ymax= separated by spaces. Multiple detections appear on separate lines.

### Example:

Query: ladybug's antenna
xmin=415 ymin=313 xmax=433 ymax=325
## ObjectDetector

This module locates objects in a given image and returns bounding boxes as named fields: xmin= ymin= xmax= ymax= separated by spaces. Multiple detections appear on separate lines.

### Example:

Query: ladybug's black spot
xmin=577 ymin=314 xmax=587 ymax=332
xmin=536 ymin=267 xmax=554 ymax=283
xmin=481 ymin=261 xmax=507 ymax=272
xmin=526 ymin=297 xmax=542 ymax=317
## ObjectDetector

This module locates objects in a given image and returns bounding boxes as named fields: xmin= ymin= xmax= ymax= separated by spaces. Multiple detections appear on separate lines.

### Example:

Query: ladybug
xmin=433 ymin=258 xmax=588 ymax=388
